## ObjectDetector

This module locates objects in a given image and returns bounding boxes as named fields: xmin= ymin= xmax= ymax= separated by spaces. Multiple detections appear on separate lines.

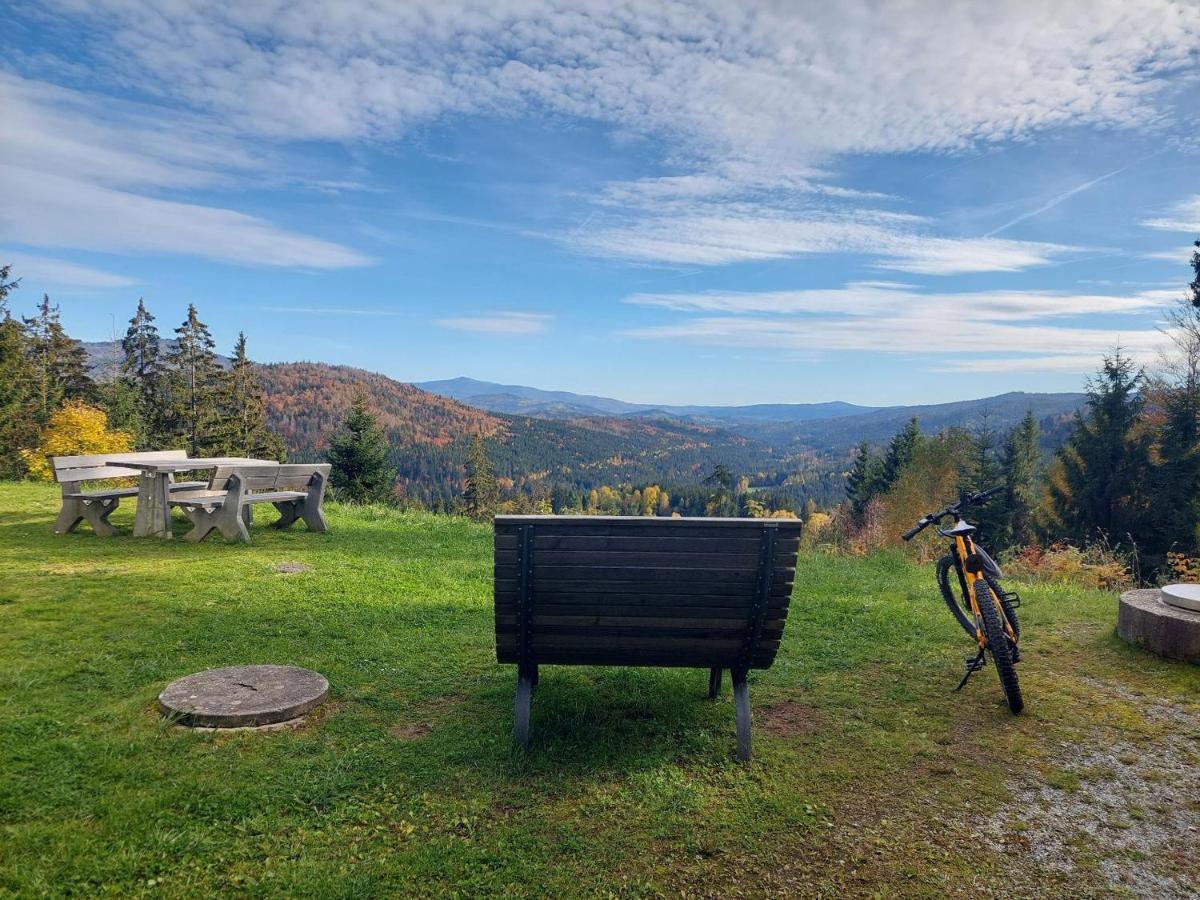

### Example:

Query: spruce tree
xmin=219 ymin=332 xmax=284 ymax=459
xmin=880 ymin=417 xmax=922 ymax=493
xmin=968 ymin=412 xmax=1006 ymax=540
xmin=22 ymin=293 xmax=94 ymax=422
xmin=166 ymin=304 xmax=224 ymax=456
xmin=462 ymin=433 xmax=498 ymax=519
xmin=326 ymin=393 xmax=394 ymax=502
xmin=120 ymin=298 xmax=166 ymax=446
xmin=1050 ymin=350 xmax=1151 ymax=544
xmin=846 ymin=440 xmax=884 ymax=524
xmin=0 ymin=266 xmax=39 ymax=476
xmin=999 ymin=410 xmax=1042 ymax=548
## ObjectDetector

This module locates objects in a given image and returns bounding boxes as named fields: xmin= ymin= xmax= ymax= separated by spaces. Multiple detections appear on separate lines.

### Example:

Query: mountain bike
xmin=903 ymin=486 xmax=1023 ymax=713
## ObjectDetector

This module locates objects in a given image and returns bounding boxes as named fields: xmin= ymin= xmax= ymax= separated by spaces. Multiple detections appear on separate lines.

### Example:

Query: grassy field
xmin=1 ymin=481 xmax=1197 ymax=898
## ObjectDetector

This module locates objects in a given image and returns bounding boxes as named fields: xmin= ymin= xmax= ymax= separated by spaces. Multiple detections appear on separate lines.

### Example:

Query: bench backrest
xmin=211 ymin=463 xmax=330 ymax=493
xmin=51 ymin=450 xmax=188 ymax=485
xmin=494 ymin=515 xmax=803 ymax=670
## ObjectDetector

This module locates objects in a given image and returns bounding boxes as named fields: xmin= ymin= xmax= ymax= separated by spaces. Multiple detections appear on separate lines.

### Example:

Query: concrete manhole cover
xmin=159 ymin=665 xmax=329 ymax=728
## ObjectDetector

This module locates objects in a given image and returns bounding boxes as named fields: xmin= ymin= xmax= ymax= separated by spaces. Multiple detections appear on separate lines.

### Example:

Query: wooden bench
xmin=170 ymin=464 xmax=330 ymax=543
xmin=51 ymin=450 xmax=206 ymax=536
xmin=494 ymin=515 xmax=803 ymax=760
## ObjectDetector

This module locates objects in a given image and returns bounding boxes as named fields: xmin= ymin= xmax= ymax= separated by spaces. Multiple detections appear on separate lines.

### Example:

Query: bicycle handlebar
xmin=900 ymin=485 xmax=1002 ymax=541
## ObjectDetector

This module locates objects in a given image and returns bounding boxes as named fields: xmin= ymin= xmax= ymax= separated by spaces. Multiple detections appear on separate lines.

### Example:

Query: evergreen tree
xmin=880 ymin=417 xmax=922 ymax=492
xmin=325 ymin=393 xmax=394 ymax=502
xmin=462 ymin=433 xmax=498 ymax=519
xmin=1147 ymin=241 xmax=1200 ymax=562
xmin=166 ymin=304 xmax=224 ymax=456
xmin=703 ymin=463 xmax=737 ymax=516
xmin=846 ymin=440 xmax=884 ymax=524
xmin=999 ymin=410 xmax=1042 ymax=548
xmin=0 ymin=266 xmax=38 ymax=476
xmin=968 ymin=412 xmax=1006 ymax=540
xmin=22 ymin=293 xmax=94 ymax=422
xmin=120 ymin=298 xmax=166 ymax=446
xmin=218 ymin=332 xmax=284 ymax=459
xmin=1050 ymin=350 xmax=1151 ymax=544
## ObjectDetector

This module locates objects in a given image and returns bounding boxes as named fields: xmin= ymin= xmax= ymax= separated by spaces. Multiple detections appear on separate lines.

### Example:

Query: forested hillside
xmin=258 ymin=362 xmax=794 ymax=510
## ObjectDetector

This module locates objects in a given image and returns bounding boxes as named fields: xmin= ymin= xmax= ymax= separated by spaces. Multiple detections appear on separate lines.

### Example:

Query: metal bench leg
xmin=514 ymin=665 xmax=534 ymax=749
xmin=54 ymin=498 xmax=85 ymax=534
xmin=732 ymin=668 xmax=752 ymax=762
xmin=708 ymin=667 xmax=722 ymax=699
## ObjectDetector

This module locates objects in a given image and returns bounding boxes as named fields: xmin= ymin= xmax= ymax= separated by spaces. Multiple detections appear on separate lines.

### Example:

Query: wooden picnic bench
xmin=169 ymin=464 xmax=330 ymax=543
xmin=51 ymin=450 xmax=207 ymax=537
xmin=494 ymin=515 xmax=803 ymax=760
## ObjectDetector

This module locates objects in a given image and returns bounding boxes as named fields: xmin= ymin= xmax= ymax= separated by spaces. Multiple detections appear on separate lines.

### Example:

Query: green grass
xmin=0 ymin=482 xmax=1196 ymax=897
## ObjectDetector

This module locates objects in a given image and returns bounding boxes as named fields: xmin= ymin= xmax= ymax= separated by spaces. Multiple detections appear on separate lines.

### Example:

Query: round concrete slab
xmin=159 ymin=665 xmax=329 ymax=728
xmin=1118 ymin=589 xmax=1200 ymax=665
xmin=1161 ymin=583 xmax=1200 ymax=612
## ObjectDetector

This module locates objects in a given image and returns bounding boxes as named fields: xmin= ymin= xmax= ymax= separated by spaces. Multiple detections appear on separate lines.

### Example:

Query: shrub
xmin=1002 ymin=542 xmax=1131 ymax=591
xmin=20 ymin=402 xmax=133 ymax=482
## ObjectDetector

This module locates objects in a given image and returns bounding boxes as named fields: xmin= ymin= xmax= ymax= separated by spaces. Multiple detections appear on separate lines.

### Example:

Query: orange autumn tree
xmin=21 ymin=401 xmax=133 ymax=481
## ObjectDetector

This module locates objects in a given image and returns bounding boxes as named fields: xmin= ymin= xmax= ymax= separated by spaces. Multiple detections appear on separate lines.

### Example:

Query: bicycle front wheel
xmin=975 ymin=579 xmax=1023 ymax=713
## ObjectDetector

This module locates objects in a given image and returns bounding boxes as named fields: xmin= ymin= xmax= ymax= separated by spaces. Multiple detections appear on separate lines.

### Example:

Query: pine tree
xmin=880 ymin=417 xmax=922 ymax=492
xmin=1050 ymin=350 xmax=1151 ymax=544
xmin=166 ymin=304 xmax=225 ymax=456
xmin=1188 ymin=240 xmax=1199 ymax=309
xmin=846 ymin=440 xmax=884 ymax=524
xmin=999 ymin=410 xmax=1042 ymax=548
xmin=463 ymin=433 xmax=498 ymax=519
xmin=326 ymin=393 xmax=394 ymax=502
xmin=0 ymin=265 xmax=39 ymax=476
xmin=22 ymin=293 xmax=94 ymax=423
xmin=119 ymin=298 xmax=166 ymax=446
xmin=219 ymin=332 xmax=284 ymax=459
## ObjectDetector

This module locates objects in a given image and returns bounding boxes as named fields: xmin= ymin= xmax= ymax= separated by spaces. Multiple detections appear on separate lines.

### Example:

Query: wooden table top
xmin=106 ymin=457 xmax=280 ymax=473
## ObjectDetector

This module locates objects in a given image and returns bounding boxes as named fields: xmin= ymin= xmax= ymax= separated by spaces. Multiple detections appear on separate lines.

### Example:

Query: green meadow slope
xmin=0 ymin=483 xmax=1196 ymax=897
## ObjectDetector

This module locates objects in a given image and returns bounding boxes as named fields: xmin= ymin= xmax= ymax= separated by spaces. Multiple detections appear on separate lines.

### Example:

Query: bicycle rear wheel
xmin=975 ymin=579 xmax=1023 ymax=713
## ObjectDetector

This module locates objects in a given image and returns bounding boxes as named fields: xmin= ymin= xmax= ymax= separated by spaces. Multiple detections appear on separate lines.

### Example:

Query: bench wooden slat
xmin=495 ymin=578 xmax=792 ymax=598
xmin=63 ymin=486 xmax=140 ymax=499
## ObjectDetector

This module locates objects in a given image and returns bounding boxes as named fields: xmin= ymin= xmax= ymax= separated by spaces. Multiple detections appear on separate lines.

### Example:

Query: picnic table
xmin=107 ymin=456 xmax=279 ymax=538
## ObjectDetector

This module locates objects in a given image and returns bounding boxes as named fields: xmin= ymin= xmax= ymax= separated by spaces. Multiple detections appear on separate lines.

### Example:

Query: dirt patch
xmin=987 ymin=679 xmax=1200 ymax=899
xmin=759 ymin=699 xmax=824 ymax=738
xmin=389 ymin=722 xmax=433 ymax=741
xmin=271 ymin=562 xmax=312 ymax=575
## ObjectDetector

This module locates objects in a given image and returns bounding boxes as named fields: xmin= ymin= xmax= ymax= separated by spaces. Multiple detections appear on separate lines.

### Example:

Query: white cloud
xmin=0 ymin=74 xmax=371 ymax=269
xmin=0 ymin=167 xmax=372 ymax=269
xmin=622 ymin=282 xmax=1173 ymax=373
xmin=436 ymin=312 xmax=551 ymax=335
xmin=1143 ymin=195 xmax=1200 ymax=231
xmin=10 ymin=1 xmax=1199 ymax=271
xmin=0 ymin=251 xmax=138 ymax=288
xmin=49 ymin=1 xmax=1199 ymax=166
xmin=572 ymin=206 xmax=1079 ymax=273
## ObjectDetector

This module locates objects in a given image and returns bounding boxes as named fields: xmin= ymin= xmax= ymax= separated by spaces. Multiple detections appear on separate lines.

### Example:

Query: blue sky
xmin=1 ymin=1 xmax=1198 ymax=406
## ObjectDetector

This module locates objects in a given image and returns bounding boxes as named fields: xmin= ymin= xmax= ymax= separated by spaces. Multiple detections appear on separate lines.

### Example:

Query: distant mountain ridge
xmin=416 ymin=376 xmax=879 ymax=422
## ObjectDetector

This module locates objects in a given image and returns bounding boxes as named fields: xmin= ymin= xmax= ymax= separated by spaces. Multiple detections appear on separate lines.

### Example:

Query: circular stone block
xmin=1117 ymin=589 xmax=1200 ymax=665
xmin=1161 ymin=583 xmax=1200 ymax=612
xmin=159 ymin=665 xmax=329 ymax=728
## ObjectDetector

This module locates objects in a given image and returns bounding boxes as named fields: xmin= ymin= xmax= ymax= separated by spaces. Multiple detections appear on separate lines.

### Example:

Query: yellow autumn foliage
xmin=21 ymin=402 xmax=134 ymax=482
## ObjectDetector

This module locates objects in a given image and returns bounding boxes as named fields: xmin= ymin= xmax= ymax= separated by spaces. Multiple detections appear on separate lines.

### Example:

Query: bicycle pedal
xmin=964 ymin=654 xmax=987 ymax=672
xmin=1003 ymin=591 xmax=1021 ymax=608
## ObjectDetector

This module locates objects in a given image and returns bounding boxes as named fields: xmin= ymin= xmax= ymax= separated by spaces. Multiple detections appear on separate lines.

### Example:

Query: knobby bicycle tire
xmin=975 ymin=579 xmax=1023 ymax=713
